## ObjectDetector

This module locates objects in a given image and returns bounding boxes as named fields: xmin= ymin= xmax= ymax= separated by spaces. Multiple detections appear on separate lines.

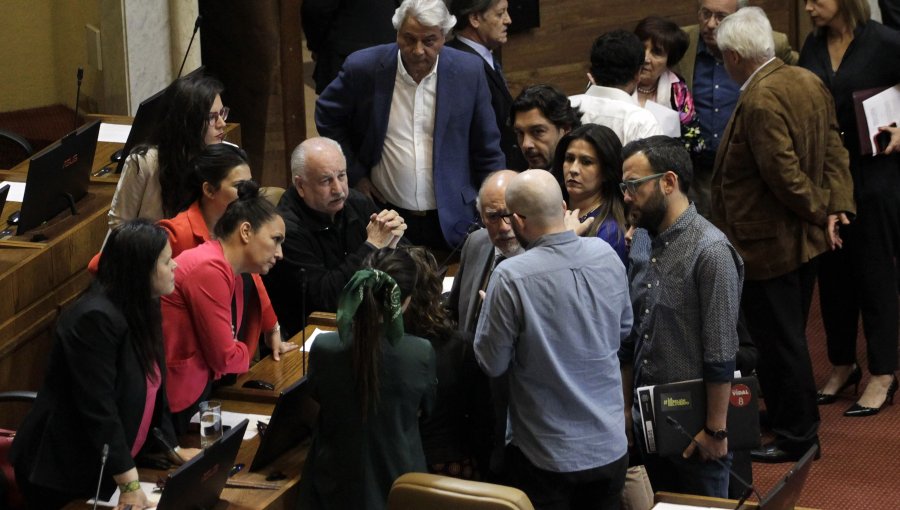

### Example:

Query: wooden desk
xmin=0 ymin=120 xmax=241 ymax=429
xmin=215 ymin=317 xmax=336 ymax=405
xmin=64 ymin=399 xmax=309 ymax=510
xmin=654 ymin=491 xmax=818 ymax=509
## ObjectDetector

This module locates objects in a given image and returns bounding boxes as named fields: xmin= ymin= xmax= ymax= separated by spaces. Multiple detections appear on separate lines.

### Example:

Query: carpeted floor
xmin=752 ymin=289 xmax=900 ymax=510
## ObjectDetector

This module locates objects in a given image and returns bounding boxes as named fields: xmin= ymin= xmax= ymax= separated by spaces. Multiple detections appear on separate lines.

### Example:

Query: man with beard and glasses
xmin=619 ymin=135 xmax=743 ymax=498
xmin=262 ymin=137 xmax=407 ymax=338
xmin=474 ymin=170 xmax=631 ymax=509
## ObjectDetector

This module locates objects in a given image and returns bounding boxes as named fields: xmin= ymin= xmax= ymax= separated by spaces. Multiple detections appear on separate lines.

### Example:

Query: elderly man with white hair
xmin=261 ymin=136 xmax=406 ymax=339
xmin=316 ymin=0 xmax=505 ymax=251
xmin=711 ymin=7 xmax=854 ymax=464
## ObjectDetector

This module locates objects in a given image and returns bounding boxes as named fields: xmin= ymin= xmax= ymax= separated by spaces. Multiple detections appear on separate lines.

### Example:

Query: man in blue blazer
xmin=315 ymin=0 xmax=506 ymax=249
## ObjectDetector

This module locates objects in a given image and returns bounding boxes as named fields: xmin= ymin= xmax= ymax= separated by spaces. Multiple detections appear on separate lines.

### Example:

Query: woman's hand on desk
xmin=171 ymin=447 xmax=201 ymax=464
xmin=116 ymin=487 xmax=152 ymax=509
xmin=265 ymin=324 xmax=299 ymax=361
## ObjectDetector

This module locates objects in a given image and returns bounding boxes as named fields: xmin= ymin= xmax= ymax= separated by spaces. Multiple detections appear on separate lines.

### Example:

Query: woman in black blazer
xmin=11 ymin=220 xmax=198 ymax=509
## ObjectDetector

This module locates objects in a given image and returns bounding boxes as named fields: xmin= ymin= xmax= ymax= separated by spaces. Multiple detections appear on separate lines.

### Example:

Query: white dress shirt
xmin=570 ymin=85 xmax=662 ymax=145
xmin=371 ymin=51 xmax=439 ymax=211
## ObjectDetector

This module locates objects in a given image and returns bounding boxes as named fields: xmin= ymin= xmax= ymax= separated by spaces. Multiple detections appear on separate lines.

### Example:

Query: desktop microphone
xmin=177 ymin=15 xmax=202 ymax=78
xmin=74 ymin=67 xmax=84 ymax=132
xmin=91 ymin=443 xmax=109 ymax=510
xmin=300 ymin=267 xmax=307 ymax=376
xmin=664 ymin=416 xmax=761 ymax=510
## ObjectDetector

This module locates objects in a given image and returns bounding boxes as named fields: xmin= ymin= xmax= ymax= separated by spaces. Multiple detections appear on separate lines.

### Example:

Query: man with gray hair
xmin=712 ymin=7 xmax=854 ymax=463
xmin=672 ymin=0 xmax=796 ymax=218
xmin=475 ymin=170 xmax=632 ymax=508
xmin=316 ymin=0 xmax=505 ymax=251
xmin=262 ymin=137 xmax=406 ymax=338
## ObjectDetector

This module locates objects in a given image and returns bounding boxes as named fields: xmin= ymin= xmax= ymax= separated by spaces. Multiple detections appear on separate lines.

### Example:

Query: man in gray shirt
xmin=474 ymin=169 xmax=632 ymax=509
xmin=619 ymin=136 xmax=742 ymax=498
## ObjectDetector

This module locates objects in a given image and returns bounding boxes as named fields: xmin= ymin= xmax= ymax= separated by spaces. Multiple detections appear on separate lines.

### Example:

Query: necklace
xmin=577 ymin=201 xmax=603 ymax=223
xmin=637 ymin=84 xmax=658 ymax=95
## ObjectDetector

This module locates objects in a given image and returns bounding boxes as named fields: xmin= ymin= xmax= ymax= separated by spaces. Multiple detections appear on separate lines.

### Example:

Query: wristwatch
xmin=703 ymin=425 xmax=728 ymax=440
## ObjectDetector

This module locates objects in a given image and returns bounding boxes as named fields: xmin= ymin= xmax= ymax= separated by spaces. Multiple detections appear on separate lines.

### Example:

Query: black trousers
xmin=505 ymin=445 xmax=627 ymax=510
xmin=817 ymin=162 xmax=899 ymax=376
xmin=742 ymin=262 xmax=820 ymax=450
xmin=689 ymin=150 xmax=716 ymax=219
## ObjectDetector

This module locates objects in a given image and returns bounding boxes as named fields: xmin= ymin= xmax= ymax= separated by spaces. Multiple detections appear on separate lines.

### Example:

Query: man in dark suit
xmin=712 ymin=7 xmax=854 ymax=463
xmin=449 ymin=170 xmax=522 ymax=333
xmin=301 ymin=0 xmax=399 ymax=94
xmin=446 ymin=0 xmax=526 ymax=170
xmin=316 ymin=0 xmax=506 ymax=250
xmin=671 ymin=0 xmax=796 ymax=218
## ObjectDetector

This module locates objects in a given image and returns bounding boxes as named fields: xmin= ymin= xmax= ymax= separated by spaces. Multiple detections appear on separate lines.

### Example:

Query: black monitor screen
xmin=17 ymin=120 xmax=101 ymax=235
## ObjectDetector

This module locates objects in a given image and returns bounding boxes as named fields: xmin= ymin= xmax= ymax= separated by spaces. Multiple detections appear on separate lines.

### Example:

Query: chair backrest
xmin=387 ymin=473 xmax=535 ymax=510
xmin=0 ymin=391 xmax=37 ymax=510
xmin=0 ymin=129 xmax=34 ymax=170
xmin=259 ymin=186 xmax=285 ymax=206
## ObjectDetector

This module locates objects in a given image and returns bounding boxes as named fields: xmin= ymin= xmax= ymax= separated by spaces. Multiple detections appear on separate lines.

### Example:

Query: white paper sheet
xmin=442 ymin=276 xmax=454 ymax=294
xmin=303 ymin=327 xmax=328 ymax=351
xmin=862 ymin=83 xmax=900 ymax=154
xmin=644 ymin=101 xmax=682 ymax=138
xmin=87 ymin=481 xmax=160 ymax=507
xmin=189 ymin=410 xmax=270 ymax=440
xmin=652 ymin=503 xmax=722 ymax=510
xmin=0 ymin=181 xmax=26 ymax=202
xmin=98 ymin=122 xmax=132 ymax=143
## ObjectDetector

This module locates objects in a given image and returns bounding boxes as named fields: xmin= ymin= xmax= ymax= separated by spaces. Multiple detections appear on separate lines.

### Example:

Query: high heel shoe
xmin=844 ymin=375 xmax=898 ymax=417
xmin=816 ymin=365 xmax=862 ymax=405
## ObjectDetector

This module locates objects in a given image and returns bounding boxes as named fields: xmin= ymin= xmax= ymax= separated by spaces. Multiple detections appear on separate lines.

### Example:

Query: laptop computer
xmin=249 ymin=377 xmax=319 ymax=472
xmin=755 ymin=444 xmax=818 ymax=510
xmin=156 ymin=418 xmax=248 ymax=510
xmin=639 ymin=376 xmax=761 ymax=457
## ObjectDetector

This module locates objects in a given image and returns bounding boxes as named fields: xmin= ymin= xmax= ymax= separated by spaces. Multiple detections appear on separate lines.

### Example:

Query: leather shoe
xmin=751 ymin=442 xmax=821 ymax=463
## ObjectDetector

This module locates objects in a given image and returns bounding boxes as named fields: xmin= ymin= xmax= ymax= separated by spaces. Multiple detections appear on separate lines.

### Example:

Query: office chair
xmin=0 ymin=391 xmax=37 ymax=510
xmin=0 ymin=130 xmax=34 ymax=170
xmin=387 ymin=472 xmax=535 ymax=510
xmin=260 ymin=186 xmax=285 ymax=206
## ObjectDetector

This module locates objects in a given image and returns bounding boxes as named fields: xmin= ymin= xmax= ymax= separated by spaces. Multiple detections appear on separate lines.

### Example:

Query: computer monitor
xmin=110 ymin=65 xmax=206 ymax=173
xmin=249 ymin=377 xmax=318 ymax=472
xmin=15 ymin=119 xmax=101 ymax=235
xmin=758 ymin=444 xmax=818 ymax=510
xmin=156 ymin=418 xmax=248 ymax=510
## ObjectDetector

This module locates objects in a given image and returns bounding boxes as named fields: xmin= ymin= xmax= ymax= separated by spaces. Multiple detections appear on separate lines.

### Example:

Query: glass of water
xmin=199 ymin=400 xmax=223 ymax=448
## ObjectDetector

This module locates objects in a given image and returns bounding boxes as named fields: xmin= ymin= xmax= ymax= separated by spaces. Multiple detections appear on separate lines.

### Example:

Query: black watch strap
xmin=704 ymin=425 xmax=728 ymax=440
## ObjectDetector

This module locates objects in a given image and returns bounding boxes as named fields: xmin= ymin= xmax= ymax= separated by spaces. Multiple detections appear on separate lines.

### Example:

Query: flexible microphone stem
xmin=664 ymin=416 xmax=761 ymax=509
xmin=439 ymin=221 xmax=481 ymax=274
xmin=300 ymin=268 xmax=307 ymax=376
xmin=177 ymin=15 xmax=202 ymax=78
xmin=91 ymin=443 xmax=109 ymax=510
xmin=74 ymin=67 xmax=84 ymax=131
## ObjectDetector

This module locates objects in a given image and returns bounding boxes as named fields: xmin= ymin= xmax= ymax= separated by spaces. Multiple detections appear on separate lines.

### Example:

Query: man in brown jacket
xmin=712 ymin=7 xmax=854 ymax=463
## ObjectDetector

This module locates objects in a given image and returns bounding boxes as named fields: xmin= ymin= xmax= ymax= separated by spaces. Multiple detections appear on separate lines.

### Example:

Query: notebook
xmin=638 ymin=376 xmax=761 ymax=457
xmin=249 ymin=377 xmax=319 ymax=471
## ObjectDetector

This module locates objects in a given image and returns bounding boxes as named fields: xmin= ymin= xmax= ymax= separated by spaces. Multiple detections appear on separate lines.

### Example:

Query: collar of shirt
xmin=456 ymin=36 xmax=495 ymax=69
xmin=585 ymin=84 xmax=638 ymax=105
xmin=740 ymin=57 xmax=776 ymax=91
xmin=527 ymin=229 xmax=578 ymax=250
xmin=397 ymin=49 xmax=440 ymax=86
xmin=651 ymin=203 xmax=697 ymax=249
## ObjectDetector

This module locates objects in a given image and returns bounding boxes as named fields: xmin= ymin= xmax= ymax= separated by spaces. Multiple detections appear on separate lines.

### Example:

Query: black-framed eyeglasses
xmin=698 ymin=7 xmax=729 ymax=23
xmin=483 ymin=211 xmax=514 ymax=225
xmin=208 ymin=106 xmax=230 ymax=124
xmin=619 ymin=173 xmax=667 ymax=196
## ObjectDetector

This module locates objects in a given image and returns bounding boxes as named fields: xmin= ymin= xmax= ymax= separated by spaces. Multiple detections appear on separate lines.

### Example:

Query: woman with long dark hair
xmin=162 ymin=181 xmax=294 ymax=430
xmin=11 ymin=220 xmax=198 ymax=509
xmin=299 ymin=248 xmax=437 ymax=510
xmin=107 ymin=73 xmax=227 ymax=229
xmin=554 ymin=123 xmax=629 ymax=264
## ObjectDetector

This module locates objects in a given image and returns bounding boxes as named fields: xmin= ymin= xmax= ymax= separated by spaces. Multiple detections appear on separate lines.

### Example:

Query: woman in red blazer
xmin=161 ymin=180 xmax=296 ymax=429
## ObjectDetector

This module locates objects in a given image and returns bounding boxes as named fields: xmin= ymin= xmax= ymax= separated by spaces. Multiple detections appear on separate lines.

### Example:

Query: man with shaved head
xmin=474 ymin=170 xmax=633 ymax=508
xmin=262 ymin=137 xmax=406 ymax=338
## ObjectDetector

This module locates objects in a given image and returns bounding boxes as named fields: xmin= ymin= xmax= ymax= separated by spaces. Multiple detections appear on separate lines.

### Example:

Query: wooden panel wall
xmin=503 ymin=0 xmax=797 ymax=97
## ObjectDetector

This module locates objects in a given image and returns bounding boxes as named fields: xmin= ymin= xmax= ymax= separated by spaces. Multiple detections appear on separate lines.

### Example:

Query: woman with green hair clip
xmin=299 ymin=248 xmax=437 ymax=510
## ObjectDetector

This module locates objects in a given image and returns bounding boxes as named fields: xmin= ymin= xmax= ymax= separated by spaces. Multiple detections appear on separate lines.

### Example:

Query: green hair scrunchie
xmin=336 ymin=268 xmax=405 ymax=345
